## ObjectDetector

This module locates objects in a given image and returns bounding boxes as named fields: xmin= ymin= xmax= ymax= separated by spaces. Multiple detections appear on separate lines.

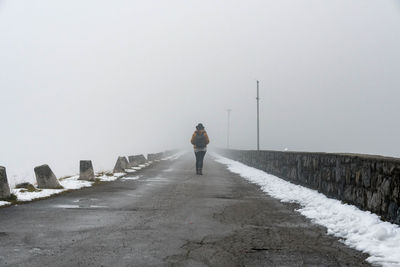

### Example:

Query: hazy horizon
xmin=1 ymin=0 xmax=400 ymax=186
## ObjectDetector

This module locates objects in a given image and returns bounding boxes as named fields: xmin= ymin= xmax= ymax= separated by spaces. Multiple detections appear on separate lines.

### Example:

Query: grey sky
xmin=1 ymin=0 xmax=400 ymax=185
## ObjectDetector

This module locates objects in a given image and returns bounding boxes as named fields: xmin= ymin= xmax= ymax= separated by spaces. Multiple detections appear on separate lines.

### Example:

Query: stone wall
xmin=218 ymin=149 xmax=400 ymax=225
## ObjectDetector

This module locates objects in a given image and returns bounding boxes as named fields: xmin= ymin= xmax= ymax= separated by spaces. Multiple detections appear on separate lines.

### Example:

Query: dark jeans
xmin=195 ymin=151 xmax=206 ymax=169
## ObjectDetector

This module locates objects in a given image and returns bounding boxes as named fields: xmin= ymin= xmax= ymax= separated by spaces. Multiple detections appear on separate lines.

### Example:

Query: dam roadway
xmin=0 ymin=154 xmax=370 ymax=266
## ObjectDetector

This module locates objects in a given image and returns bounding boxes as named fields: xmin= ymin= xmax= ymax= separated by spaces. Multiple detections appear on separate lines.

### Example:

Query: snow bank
xmin=214 ymin=154 xmax=400 ymax=267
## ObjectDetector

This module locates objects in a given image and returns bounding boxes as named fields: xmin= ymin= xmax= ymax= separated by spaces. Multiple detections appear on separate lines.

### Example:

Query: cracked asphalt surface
xmin=0 ymin=153 xmax=370 ymax=266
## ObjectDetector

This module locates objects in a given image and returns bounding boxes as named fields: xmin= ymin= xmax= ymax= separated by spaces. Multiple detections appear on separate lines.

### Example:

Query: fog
xmin=1 ymin=0 xmax=399 ymax=185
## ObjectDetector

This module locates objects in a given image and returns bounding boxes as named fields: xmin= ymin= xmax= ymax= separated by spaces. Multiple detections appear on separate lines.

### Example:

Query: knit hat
xmin=196 ymin=123 xmax=205 ymax=130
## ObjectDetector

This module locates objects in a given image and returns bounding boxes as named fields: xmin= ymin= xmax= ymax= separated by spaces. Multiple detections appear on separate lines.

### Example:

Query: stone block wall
xmin=218 ymin=149 xmax=400 ymax=225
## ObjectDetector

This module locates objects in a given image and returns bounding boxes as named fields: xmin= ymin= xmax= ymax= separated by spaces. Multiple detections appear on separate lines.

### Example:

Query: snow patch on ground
xmin=60 ymin=175 xmax=92 ymax=190
xmin=0 ymin=201 xmax=10 ymax=207
xmin=95 ymin=173 xmax=123 ymax=182
xmin=121 ymin=175 xmax=142 ymax=181
xmin=162 ymin=151 xmax=187 ymax=161
xmin=11 ymin=171 xmax=128 ymax=203
xmin=13 ymin=175 xmax=92 ymax=202
xmin=134 ymin=163 xmax=151 ymax=170
xmin=13 ymin=188 xmax=64 ymax=202
xmin=214 ymin=154 xmax=400 ymax=267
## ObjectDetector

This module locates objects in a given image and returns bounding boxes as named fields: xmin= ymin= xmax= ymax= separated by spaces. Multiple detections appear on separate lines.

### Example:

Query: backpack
xmin=194 ymin=131 xmax=206 ymax=148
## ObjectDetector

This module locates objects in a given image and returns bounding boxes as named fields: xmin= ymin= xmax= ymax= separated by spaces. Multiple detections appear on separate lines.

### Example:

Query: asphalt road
xmin=0 ymin=153 xmax=370 ymax=267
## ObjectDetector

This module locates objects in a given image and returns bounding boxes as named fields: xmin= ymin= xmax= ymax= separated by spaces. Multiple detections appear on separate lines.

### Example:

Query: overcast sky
xmin=1 ymin=0 xmax=399 ymax=185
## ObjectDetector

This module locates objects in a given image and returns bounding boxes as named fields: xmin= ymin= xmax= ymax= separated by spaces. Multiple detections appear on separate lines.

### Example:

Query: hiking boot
xmin=199 ymin=169 xmax=203 ymax=175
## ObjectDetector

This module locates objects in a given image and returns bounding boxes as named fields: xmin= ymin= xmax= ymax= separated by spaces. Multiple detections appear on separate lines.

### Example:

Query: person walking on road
xmin=191 ymin=123 xmax=210 ymax=175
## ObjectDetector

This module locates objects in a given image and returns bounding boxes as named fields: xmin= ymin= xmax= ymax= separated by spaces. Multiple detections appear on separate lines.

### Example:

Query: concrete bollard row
xmin=34 ymin=164 xmax=63 ymax=189
xmin=2 ymin=150 xmax=172 ymax=201
xmin=147 ymin=152 xmax=164 ymax=161
xmin=0 ymin=166 xmax=11 ymax=199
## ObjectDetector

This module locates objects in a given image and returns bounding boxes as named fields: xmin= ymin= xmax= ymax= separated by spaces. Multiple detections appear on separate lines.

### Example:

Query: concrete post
xmin=128 ymin=156 xmax=137 ymax=168
xmin=128 ymin=155 xmax=148 ymax=167
xmin=147 ymin=154 xmax=155 ymax=161
xmin=113 ymin=156 xmax=129 ymax=173
xmin=0 ymin=166 xmax=11 ymax=199
xmin=79 ymin=160 xmax=95 ymax=181
xmin=148 ymin=153 xmax=163 ymax=161
xmin=135 ymin=155 xmax=147 ymax=165
xmin=34 ymin=165 xmax=63 ymax=189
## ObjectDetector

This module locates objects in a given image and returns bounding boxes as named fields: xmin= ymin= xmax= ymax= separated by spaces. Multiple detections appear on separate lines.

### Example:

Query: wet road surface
xmin=0 ymin=153 xmax=370 ymax=266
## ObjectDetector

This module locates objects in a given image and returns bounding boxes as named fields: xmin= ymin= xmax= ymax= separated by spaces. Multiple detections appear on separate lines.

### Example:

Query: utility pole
xmin=256 ymin=80 xmax=260 ymax=151
xmin=227 ymin=109 xmax=232 ymax=149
